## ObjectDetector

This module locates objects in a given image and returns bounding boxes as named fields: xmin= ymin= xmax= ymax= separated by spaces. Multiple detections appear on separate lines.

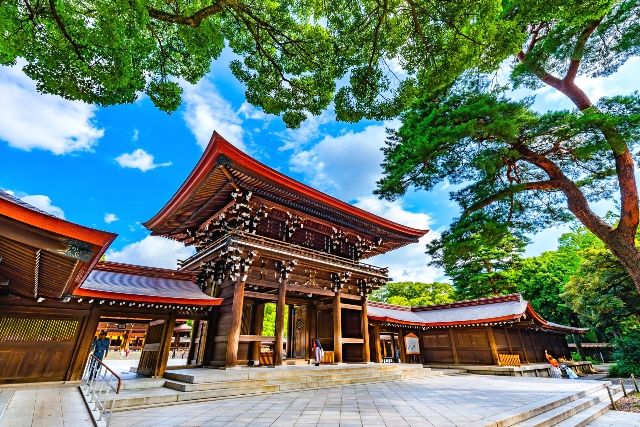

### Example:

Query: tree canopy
xmin=0 ymin=0 xmax=339 ymax=126
xmin=374 ymin=1 xmax=640 ymax=291
xmin=369 ymin=281 xmax=455 ymax=307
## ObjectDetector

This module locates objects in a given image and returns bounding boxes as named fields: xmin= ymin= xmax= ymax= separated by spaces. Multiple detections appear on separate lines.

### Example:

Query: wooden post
xmin=486 ymin=327 xmax=500 ymax=366
xmin=67 ymin=306 xmax=101 ymax=381
xmin=372 ymin=324 xmax=382 ymax=363
xmin=333 ymin=291 xmax=342 ymax=363
xmin=361 ymin=297 xmax=370 ymax=363
xmin=225 ymin=278 xmax=246 ymax=367
xmin=186 ymin=320 xmax=200 ymax=365
xmin=273 ymin=278 xmax=288 ymax=366
xmin=398 ymin=328 xmax=407 ymax=363
xmin=517 ymin=329 xmax=530 ymax=363
xmin=308 ymin=302 xmax=317 ymax=360
xmin=250 ymin=303 xmax=265 ymax=364
xmin=157 ymin=311 xmax=177 ymax=377
xmin=448 ymin=328 xmax=460 ymax=365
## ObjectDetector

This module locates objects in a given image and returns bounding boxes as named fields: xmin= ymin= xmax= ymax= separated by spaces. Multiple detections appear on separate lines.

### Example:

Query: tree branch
xmin=565 ymin=18 xmax=602 ymax=82
xmin=48 ymin=0 xmax=85 ymax=61
xmin=464 ymin=180 xmax=560 ymax=214
xmin=147 ymin=0 xmax=229 ymax=27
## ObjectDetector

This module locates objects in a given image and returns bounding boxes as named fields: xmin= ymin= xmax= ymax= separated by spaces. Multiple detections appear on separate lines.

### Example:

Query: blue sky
xmin=1 ymin=52 xmax=639 ymax=282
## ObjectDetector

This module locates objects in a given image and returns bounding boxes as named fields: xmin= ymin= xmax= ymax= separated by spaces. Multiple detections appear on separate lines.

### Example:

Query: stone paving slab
xmin=0 ymin=386 xmax=92 ymax=427
xmin=110 ymin=374 xmax=603 ymax=427
xmin=586 ymin=410 xmax=640 ymax=426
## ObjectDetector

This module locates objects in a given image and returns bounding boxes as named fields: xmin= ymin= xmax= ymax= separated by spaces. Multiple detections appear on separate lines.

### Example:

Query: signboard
xmin=404 ymin=333 xmax=420 ymax=355
xmin=117 ymin=323 xmax=127 ymax=330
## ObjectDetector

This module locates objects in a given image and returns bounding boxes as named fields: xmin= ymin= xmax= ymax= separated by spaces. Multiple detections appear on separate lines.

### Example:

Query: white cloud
xmin=238 ymin=102 xmax=268 ymax=121
xmin=356 ymin=196 xmax=443 ymax=283
xmin=104 ymin=213 xmax=119 ymax=224
xmin=132 ymin=129 xmax=139 ymax=142
xmin=4 ymin=190 xmax=66 ymax=219
xmin=289 ymin=121 xmax=398 ymax=201
xmin=182 ymin=79 xmax=246 ymax=151
xmin=106 ymin=235 xmax=195 ymax=269
xmin=277 ymin=110 xmax=333 ymax=151
xmin=115 ymin=148 xmax=172 ymax=172
xmin=0 ymin=63 xmax=104 ymax=155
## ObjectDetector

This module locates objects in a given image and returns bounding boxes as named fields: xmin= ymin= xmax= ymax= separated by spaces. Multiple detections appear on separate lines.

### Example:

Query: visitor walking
xmin=312 ymin=338 xmax=323 ymax=366
xmin=89 ymin=331 xmax=110 ymax=379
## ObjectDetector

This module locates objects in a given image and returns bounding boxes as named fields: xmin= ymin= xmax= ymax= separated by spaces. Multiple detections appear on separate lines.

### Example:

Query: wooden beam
xmin=449 ymin=329 xmax=459 ymax=364
xmin=361 ymin=298 xmax=370 ymax=363
xmin=220 ymin=165 xmax=241 ymax=190
xmin=239 ymin=334 xmax=275 ymax=343
xmin=333 ymin=292 xmax=342 ymax=363
xmin=225 ymin=278 xmax=246 ymax=367
xmin=286 ymin=283 xmax=335 ymax=297
xmin=486 ymin=327 xmax=500 ymax=365
xmin=342 ymin=337 xmax=364 ymax=344
xmin=341 ymin=303 xmax=362 ymax=311
xmin=273 ymin=278 xmax=287 ymax=366
xmin=244 ymin=291 xmax=278 ymax=301
xmin=339 ymin=294 xmax=361 ymax=301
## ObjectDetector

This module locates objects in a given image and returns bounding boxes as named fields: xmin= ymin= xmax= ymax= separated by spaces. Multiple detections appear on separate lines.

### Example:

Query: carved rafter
xmin=195 ymin=246 xmax=258 ymax=289
xmin=275 ymin=259 xmax=298 ymax=282
xmin=330 ymin=271 xmax=352 ymax=292
xmin=356 ymin=277 xmax=386 ymax=297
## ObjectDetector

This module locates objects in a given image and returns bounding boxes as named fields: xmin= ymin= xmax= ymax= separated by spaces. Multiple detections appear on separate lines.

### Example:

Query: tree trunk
xmin=604 ymin=236 xmax=640 ymax=295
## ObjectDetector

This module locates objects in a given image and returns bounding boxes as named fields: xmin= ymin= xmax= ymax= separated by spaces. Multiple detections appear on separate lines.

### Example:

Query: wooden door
xmin=292 ymin=305 xmax=308 ymax=359
xmin=189 ymin=321 xmax=208 ymax=365
xmin=137 ymin=320 xmax=166 ymax=376
xmin=0 ymin=314 xmax=83 ymax=383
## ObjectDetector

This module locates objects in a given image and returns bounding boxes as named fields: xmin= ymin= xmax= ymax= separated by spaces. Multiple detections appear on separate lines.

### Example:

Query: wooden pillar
xmin=187 ymin=320 xmax=200 ymax=365
xmin=372 ymin=324 xmax=382 ymax=363
xmin=225 ymin=278 xmax=246 ymax=367
xmin=486 ymin=326 xmax=500 ymax=366
xmin=333 ymin=292 xmax=342 ymax=363
xmin=250 ymin=303 xmax=265 ymax=364
xmin=398 ymin=328 xmax=407 ymax=363
xmin=448 ymin=328 xmax=460 ymax=364
xmin=67 ymin=306 xmax=101 ymax=381
xmin=361 ymin=297 xmax=370 ymax=363
xmin=273 ymin=278 xmax=288 ymax=366
xmin=517 ymin=329 xmax=530 ymax=363
xmin=157 ymin=311 xmax=177 ymax=377
xmin=308 ymin=302 xmax=317 ymax=358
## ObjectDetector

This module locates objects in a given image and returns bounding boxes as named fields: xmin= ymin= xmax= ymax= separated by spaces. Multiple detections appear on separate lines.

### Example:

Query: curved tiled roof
xmin=367 ymin=294 xmax=587 ymax=334
xmin=75 ymin=262 xmax=222 ymax=306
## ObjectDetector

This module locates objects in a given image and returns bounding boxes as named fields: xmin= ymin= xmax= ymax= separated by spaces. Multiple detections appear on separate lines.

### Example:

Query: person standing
xmin=89 ymin=331 xmax=110 ymax=379
xmin=312 ymin=338 xmax=323 ymax=366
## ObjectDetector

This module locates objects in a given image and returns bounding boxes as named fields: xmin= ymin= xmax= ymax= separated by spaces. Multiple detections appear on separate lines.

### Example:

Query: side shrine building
xmin=0 ymin=132 xmax=585 ymax=384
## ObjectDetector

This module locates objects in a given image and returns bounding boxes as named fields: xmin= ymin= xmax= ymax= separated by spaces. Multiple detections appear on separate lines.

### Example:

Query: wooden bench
xmin=498 ymin=354 xmax=521 ymax=367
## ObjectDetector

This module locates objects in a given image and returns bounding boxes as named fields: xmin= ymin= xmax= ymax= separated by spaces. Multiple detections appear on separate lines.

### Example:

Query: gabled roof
xmin=367 ymin=294 xmax=587 ymax=334
xmin=74 ymin=261 xmax=222 ymax=306
xmin=144 ymin=132 xmax=427 ymax=256
xmin=0 ymin=190 xmax=116 ymax=299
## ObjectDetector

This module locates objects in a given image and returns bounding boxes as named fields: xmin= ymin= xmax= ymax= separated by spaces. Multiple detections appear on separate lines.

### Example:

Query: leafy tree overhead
xmin=428 ymin=221 xmax=525 ymax=300
xmin=369 ymin=281 xmax=455 ymax=307
xmin=374 ymin=0 xmax=640 ymax=292
xmin=0 ymin=0 xmax=339 ymax=126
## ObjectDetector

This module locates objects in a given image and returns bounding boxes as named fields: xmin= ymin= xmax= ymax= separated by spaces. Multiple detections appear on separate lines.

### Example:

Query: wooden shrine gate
xmin=137 ymin=315 xmax=176 ymax=377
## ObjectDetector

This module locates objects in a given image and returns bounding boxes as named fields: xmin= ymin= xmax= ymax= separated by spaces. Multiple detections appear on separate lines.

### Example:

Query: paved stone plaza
xmin=0 ymin=386 xmax=92 ymax=427
xmin=109 ymin=375 xmax=615 ymax=427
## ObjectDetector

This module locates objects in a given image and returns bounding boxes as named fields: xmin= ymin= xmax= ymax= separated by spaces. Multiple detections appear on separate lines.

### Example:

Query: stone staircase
xmin=110 ymin=364 xmax=458 ymax=411
xmin=483 ymin=381 xmax=625 ymax=427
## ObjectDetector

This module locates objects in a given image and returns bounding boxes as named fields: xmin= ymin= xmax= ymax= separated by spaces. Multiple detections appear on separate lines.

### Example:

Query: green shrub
xmin=611 ymin=325 xmax=640 ymax=376
xmin=571 ymin=351 xmax=582 ymax=362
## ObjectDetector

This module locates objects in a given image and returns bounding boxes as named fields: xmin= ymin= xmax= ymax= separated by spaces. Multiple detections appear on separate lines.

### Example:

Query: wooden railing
xmin=80 ymin=355 xmax=122 ymax=426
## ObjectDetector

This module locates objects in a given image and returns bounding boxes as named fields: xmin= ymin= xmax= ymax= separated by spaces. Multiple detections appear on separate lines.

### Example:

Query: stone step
xmin=164 ymin=378 xmax=269 ymax=392
xmin=274 ymin=373 xmax=405 ymax=391
xmin=164 ymin=364 xmax=428 ymax=384
xmin=515 ymin=386 xmax=621 ymax=427
xmin=484 ymin=382 xmax=611 ymax=427
xmin=119 ymin=378 xmax=167 ymax=391
xmin=553 ymin=390 xmax=624 ymax=427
